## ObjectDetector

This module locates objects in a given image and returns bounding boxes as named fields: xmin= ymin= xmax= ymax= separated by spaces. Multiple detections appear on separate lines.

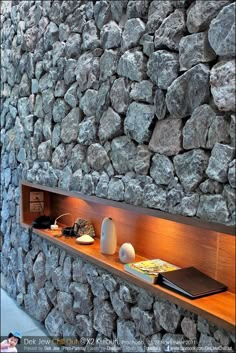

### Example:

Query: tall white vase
xmin=100 ymin=217 xmax=117 ymax=255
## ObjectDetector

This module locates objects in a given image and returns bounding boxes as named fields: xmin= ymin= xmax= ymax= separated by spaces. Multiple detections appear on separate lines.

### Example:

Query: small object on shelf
xmin=76 ymin=234 xmax=95 ymax=245
xmin=32 ymin=215 xmax=53 ymax=229
xmin=158 ymin=267 xmax=227 ymax=299
xmin=119 ymin=243 xmax=135 ymax=263
xmin=74 ymin=218 xmax=96 ymax=238
xmin=62 ymin=226 xmax=76 ymax=237
xmin=124 ymin=258 xmax=179 ymax=284
xmin=100 ymin=217 xmax=117 ymax=255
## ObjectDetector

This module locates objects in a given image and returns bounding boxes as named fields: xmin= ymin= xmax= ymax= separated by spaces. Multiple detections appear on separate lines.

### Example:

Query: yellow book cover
xmin=124 ymin=259 xmax=180 ymax=284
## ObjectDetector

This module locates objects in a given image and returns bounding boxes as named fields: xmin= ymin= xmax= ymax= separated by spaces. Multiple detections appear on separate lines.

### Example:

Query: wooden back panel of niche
xmin=50 ymin=194 xmax=235 ymax=293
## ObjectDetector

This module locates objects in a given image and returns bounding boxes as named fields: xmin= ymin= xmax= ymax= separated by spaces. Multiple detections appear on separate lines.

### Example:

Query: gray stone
xmin=87 ymin=274 xmax=109 ymax=300
xmin=179 ymin=32 xmax=216 ymax=71
xmin=174 ymin=149 xmax=209 ymax=191
xmin=131 ymin=306 xmax=159 ymax=336
xmin=52 ymin=41 xmax=65 ymax=66
xmin=137 ymin=289 xmax=154 ymax=311
xmin=214 ymin=329 xmax=231 ymax=346
xmin=55 ymin=81 xmax=66 ymax=98
xmin=81 ymin=174 xmax=95 ymax=195
xmin=95 ymin=172 xmax=109 ymax=198
xmin=124 ymin=179 xmax=143 ymax=206
xmin=52 ymin=124 xmax=61 ymax=149
xmin=223 ymin=184 xmax=235 ymax=215
xmin=134 ymin=145 xmax=152 ymax=175
xmin=111 ymin=136 xmax=137 ymax=174
xmin=61 ymin=108 xmax=82 ymax=144
xmin=110 ymin=78 xmax=130 ymax=114
xmin=117 ymin=320 xmax=145 ymax=352
xmin=121 ymin=18 xmax=145 ymax=50
xmin=117 ymin=50 xmax=146 ymax=82
xmin=52 ymin=144 xmax=66 ymax=170
xmin=53 ymin=99 xmax=67 ymax=123
xmin=42 ymin=89 xmax=54 ymax=115
xmin=36 ymin=288 xmax=52 ymax=322
xmin=101 ymin=21 xmax=122 ymax=49
xmin=16 ymin=272 xmax=26 ymax=294
xmin=166 ymin=64 xmax=210 ymax=119
xmin=45 ymin=281 xmax=57 ymax=306
xmin=207 ymin=115 xmax=230 ymax=149
xmin=45 ymin=308 xmax=64 ymax=337
xmin=107 ymin=178 xmax=124 ymax=202
xmin=65 ymin=33 xmax=81 ymax=59
xmin=206 ymin=143 xmax=235 ymax=183
xmin=38 ymin=140 xmax=51 ymax=162
xmin=94 ymin=0 xmax=111 ymax=30
xmin=147 ymin=0 xmax=173 ymax=33
xmin=18 ymin=97 xmax=30 ymax=120
xmin=22 ymin=26 xmax=39 ymax=52
xmin=210 ymin=60 xmax=235 ymax=112
xmin=69 ymin=144 xmax=86 ymax=172
xmin=44 ymin=22 xmax=59 ymax=51
xmin=80 ymin=89 xmax=98 ymax=116
xmin=76 ymin=52 xmax=100 ymax=92
xmin=82 ymin=20 xmax=99 ymax=50
xmin=70 ymin=282 xmax=93 ymax=314
xmin=59 ymin=23 xmax=70 ymax=42
xmin=154 ymin=9 xmax=186 ymax=51
xmin=58 ymin=166 xmax=72 ymax=190
xmin=39 ymin=73 xmax=50 ymax=92
xmin=149 ymin=118 xmax=182 ymax=156
xmin=98 ymin=107 xmax=122 ymax=143
xmin=147 ymin=50 xmax=179 ymax=90
xmin=64 ymin=83 xmax=78 ymax=108
xmin=19 ymin=73 xmax=30 ymax=97
xmin=183 ymin=105 xmax=216 ymax=149
xmin=162 ymin=333 xmax=187 ymax=352
xmin=130 ymin=80 xmax=153 ymax=104
xmin=208 ymin=3 xmax=236 ymax=57
xmin=187 ymin=0 xmax=231 ymax=33
xmin=230 ymin=114 xmax=236 ymax=147
xmin=124 ymin=102 xmax=155 ymax=144
xmin=72 ymin=258 xmax=87 ymax=283
xmin=87 ymin=143 xmax=109 ymax=171
xmin=150 ymin=153 xmax=175 ymax=186
xmin=93 ymin=297 xmax=117 ymax=338
xmin=100 ymin=50 xmax=119 ymax=81
xmin=96 ymin=80 xmax=111 ymax=120
xmin=198 ymin=334 xmax=221 ymax=352
xmin=77 ymin=116 xmax=97 ymax=145
xmin=197 ymin=195 xmax=230 ymax=224
xmin=64 ymin=59 xmax=76 ymax=85
xmin=65 ymin=6 xmax=86 ymax=32
xmin=228 ymin=160 xmax=236 ymax=188
xmin=110 ymin=291 xmax=131 ymax=319
xmin=33 ymin=252 xmax=46 ymax=290
xmin=154 ymin=88 xmax=166 ymax=120
xmin=76 ymin=314 xmax=95 ymax=338
xmin=70 ymin=169 xmax=83 ymax=192
xmin=181 ymin=194 xmax=200 ymax=217
xmin=199 ymin=179 xmax=223 ymax=194
xmin=35 ymin=61 xmax=44 ymax=81
xmin=143 ymin=184 xmax=167 ymax=211
xmin=154 ymin=301 xmax=180 ymax=333
xmin=111 ymin=1 xmax=124 ymax=22
xmin=181 ymin=317 xmax=197 ymax=340
xmin=102 ymin=273 xmax=118 ymax=293
xmin=57 ymin=291 xmax=75 ymax=324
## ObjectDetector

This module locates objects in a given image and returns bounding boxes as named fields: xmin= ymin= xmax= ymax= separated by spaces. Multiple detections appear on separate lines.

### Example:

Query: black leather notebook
xmin=157 ymin=267 xmax=227 ymax=299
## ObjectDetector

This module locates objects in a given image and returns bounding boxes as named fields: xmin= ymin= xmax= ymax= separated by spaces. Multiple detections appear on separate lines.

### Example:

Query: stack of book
xmin=124 ymin=259 xmax=227 ymax=299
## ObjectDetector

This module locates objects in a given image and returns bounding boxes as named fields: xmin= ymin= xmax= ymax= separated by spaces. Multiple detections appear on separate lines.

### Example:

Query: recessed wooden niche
xmin=21 ymin=181 xmax=235 ymax=333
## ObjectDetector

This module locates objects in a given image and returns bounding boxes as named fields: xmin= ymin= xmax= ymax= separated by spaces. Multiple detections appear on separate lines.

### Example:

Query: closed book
xmin=124 ymin=259 xmax=179 ymax=284
xmin=158 ymin=267 xmax=227 ymax=299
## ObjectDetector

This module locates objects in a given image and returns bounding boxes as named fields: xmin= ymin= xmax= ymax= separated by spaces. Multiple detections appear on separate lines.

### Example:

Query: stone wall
xmin=0 ymin=0 xmax=235 ymax=352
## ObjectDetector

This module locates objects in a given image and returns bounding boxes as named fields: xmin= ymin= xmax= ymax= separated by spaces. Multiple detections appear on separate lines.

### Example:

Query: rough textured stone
xmin=149 ymin=118 xmax=182 ymax=156
xmin=76 ymin=52 xmax=100 ymax=91
xmin=228 ymin=160 xmax=236 ymax=189
xmin=130 ymin=80 xmax=153 ymax=104
xmin=45 ymin=308 xmax=64 ymax=337
xmin=154 ymin=9 xmax=186 ymax=51
xmin=117 ymin=320 xmax=145 ymax=352
xmin=229 ymin=114 xmax=236 ymax=147
xmin=77 ymin=117 xmax=97 ymax=146
xmin=154 ymin=301 xmax=180 ymax=333
xmin=174 ymin=150 xmax=209 ymax=191
xmin=65 ymin=33 xmax=81 ymax=59
xmin=100 ymin=21 xmax=122 ymax=49
xmin=110 ymin=78 xmax=130 ymax=114
xmin=61 ymin=108 xmax=82 ymax=144
xmin=110 ymin=291 xmax=131 ymax=319
xmin=76 ymin=314 xmax=95 ymax=338
xmin=124 ymin=102 xmax=155 ymax=144
xmin=147 ymin=1 xmax=173 ymax=33
xmin=154 ymin=88 xmax=166 ymax=120
xmin=94 ymin=0 xmax=111 ymax=30
xmin=70 ymin=282 xmax=93 ymax=314
xmin=107 ymin=178 xmax=124 ymax=202
xmin=64 ymin=83 xmax=78 ymax=108
xmin=143 ymin=184 xmax=167 ymax=211
xmin=93 ymin=297 xmax=117 ymax=338
xmin=124 ymin=179 xmax=143 ymax=206
xmin=100 ymin=50 xmax=119 ymax=81
xmin=208 ymin=3 xmax=236 ymax=57
xmin=181 ymin=194 xmax=200 ymax=217
xmin=82 ymin=20 xmax=99 ymax=50
xmin=166 ymin=64 xmax=210 ymax=119
xmin=199 ymin=180 xmax=223 ymax=195
xmin=117 ymin=50 xmax=146 ymax=82
xmin=121 ymin=18 xmax=145 ymax=50
xmin=181 ymin=317 xmax=197 ymax=340
xmin=87 ymin=143 xmax=109 ymax=171
xmin=134 ymin=145 xmax=152 ymax=176
xmin=80 ymin=89 xmax=98 ymax=117
xmin=38 ymin=140 xmax=51 ymax=162
xmin=210 ymin=61 xmax=235 ymax=112
xmin=179 ymin=32 xmax=216 ymax=71
xmin=197 ymin=195 xmax=230 ymax=224
xmin=206 ymin=143 xmax=235 ymax=183
xmin=150 ymin=153 xmax=175 ymax=185
xmin=147 ymin=50 xmax=179 ymax=90
xmin=98 ymin=107 xmax=122 ymax=144
xmin=52 ymin=144 xmax=66 ymax=170
xmin=111 ymin=136 xmax=137 ymax=174
xmin=187 ymin=0 xmax=231 ymax=33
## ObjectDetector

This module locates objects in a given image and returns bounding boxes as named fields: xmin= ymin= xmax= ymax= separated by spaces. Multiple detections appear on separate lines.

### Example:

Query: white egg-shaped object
xmin=119 ymin=243 xmax=135 ymax=263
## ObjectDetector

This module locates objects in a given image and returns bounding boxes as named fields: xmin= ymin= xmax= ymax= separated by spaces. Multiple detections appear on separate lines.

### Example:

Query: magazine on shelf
xmin=124 ymin=258 xmax=180 ymax=284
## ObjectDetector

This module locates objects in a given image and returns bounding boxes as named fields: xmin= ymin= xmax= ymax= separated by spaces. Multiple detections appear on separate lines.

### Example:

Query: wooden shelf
xmin=20 ymin=180 xmax=236 ymax=333
xmin=21 ymin=222 xmax=235 ymax=333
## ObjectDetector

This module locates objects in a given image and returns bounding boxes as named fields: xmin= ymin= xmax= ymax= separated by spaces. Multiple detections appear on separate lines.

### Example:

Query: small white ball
xmin=119 ymin=243 xmax=135 ymax=263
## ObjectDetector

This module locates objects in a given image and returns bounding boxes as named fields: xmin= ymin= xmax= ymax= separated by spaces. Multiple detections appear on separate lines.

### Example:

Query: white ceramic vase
xmin=100 ymin=217 xmax=117 ymax=255
xmin=119 ymin=243 xmax=135 ymax=263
